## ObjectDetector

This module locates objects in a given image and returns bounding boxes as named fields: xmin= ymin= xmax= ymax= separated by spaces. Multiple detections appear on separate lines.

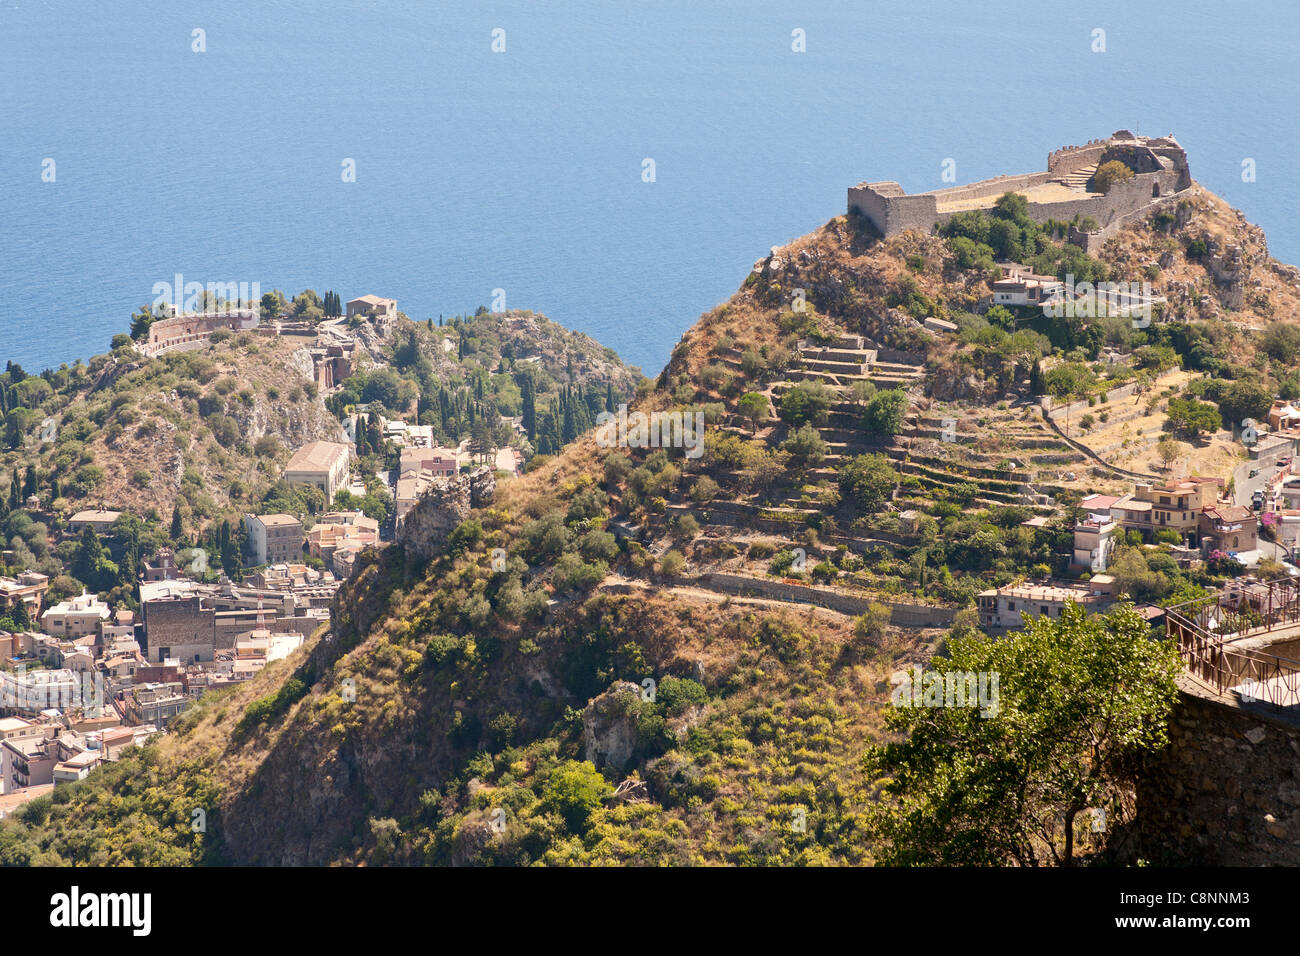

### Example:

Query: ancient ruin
xmin=848 ymin=131 xmax=1192 ymax=251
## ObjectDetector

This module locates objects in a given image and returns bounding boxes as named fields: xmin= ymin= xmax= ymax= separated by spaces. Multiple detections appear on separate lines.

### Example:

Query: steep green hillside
xmin=5 ymin=184 xmax=1298 ymax=866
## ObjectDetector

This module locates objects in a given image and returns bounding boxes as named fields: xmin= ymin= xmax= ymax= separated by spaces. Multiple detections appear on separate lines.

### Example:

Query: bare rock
xmin=581 ymin=681 xmax=644 ymax=771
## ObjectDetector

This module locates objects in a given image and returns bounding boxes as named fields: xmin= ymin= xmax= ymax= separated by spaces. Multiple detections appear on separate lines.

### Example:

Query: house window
xmin=1041 ymin=606 xmax=1050 ymax=615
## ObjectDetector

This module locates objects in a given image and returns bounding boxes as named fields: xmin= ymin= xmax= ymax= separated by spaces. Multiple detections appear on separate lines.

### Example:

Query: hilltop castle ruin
xmin=848 ymin=131 xmax=1192 ymax=251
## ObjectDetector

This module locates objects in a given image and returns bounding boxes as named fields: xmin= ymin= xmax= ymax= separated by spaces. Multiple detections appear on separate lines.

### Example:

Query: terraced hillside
xmin=7 ymin=178 xmax=1300 ymax=866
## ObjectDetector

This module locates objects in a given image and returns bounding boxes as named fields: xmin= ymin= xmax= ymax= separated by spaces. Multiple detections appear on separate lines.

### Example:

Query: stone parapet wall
xmin=1118 ymin=682 xmax=1300 ymax=865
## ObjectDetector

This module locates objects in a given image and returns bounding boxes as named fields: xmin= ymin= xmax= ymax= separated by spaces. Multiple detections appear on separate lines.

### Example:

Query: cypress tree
xmin=522 ymin=376 xmax=536 ymax=441
xmin=1030 ymin=360 xmax=1046 ymax=396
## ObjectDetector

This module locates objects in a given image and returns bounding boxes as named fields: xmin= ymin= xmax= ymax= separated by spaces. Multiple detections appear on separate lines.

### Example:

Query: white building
xmin=40 ymin=592 xmax=111 ymax=638
xmin=0 ymin=668 xmax=86 ymax=715
xmin=992 ymin=264 xmax=1065 ymax=308
xmin=1073 ymin=513 xmax=1119 ymax=572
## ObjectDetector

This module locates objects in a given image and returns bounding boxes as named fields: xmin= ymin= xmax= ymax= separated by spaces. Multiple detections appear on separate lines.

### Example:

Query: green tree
xmin=129 ymin=304 xmax=158 ymax=340
xmin=1166 ymin=396 xmax=1221 ymax=439
xmin=838 ymin=453 xmax=897 ymax=513
xmin=862 ymin=389 xmax=908 ymax=436
xmin=542 ymin=760 xmax=612 ymax=832
xmin=1029 ymin=359 xmax=1046 ymax=396
xmin=1262 ymin=321 xmax=1300 ymax=364
xmin=865 ymin=602 xmax=1181 ymax=866
xmin=737 ymin=392 xmax=770 ymax=434
xmin=776 ymin=381 xmax=832 ymax=427
xmin=70 ymin=527 xmax=118 ymax=593
xmin=780 ymin=422 xmax=827 ymax=470
xmin=1093 ymin=160 xmax=1135 ymax=194
xmin=259 ymin=290 xmax=287 ymax=323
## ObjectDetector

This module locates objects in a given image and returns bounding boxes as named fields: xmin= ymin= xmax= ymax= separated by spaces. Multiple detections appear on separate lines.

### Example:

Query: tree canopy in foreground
xmin=864 ymin=602 xmax=1181 ymax=866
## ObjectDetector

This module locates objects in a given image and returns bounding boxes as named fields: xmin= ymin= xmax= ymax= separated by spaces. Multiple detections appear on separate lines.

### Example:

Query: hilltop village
xmin=6 ymin=132 xmax=1300 ymax=866
xmin=0 ymin=293 xmax=640 ymax=808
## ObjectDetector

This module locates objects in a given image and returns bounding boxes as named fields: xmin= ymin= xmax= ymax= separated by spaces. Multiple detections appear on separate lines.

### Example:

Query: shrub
xmin=542 ymin=760 xmax=612 ymax=832
xmin=1093 ymin=160 xmax=1135 ymax=194
xmin=690 ymin=476 xmax=719 ymax=503
xmin=777 ymin=381 xmax=832 ymax=427
xmin=838 ymin=454 xmax=897 ymax=512
xmin=660 ymin=549 xmax=686 ymax=577
xmin=657 ymin=676 xmax=709 ymax=715
xmin=862 ymin=389 xmax=908 ymax=436
xmin=552 ymin=553 xmax=607 ymax=592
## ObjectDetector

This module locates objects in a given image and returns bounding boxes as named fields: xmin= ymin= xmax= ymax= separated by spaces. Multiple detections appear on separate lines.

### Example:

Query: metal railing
xmin=1166 ymin=575 xmax=1300 ymax=709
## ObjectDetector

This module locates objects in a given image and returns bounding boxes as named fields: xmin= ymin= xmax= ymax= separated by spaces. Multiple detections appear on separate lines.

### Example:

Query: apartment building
xmin=121 ymin=681 xmax=188 ymax=728
xmin=244 ymin=513 xmax=305 ymax=566
xmin=306 ymin=511 xmax=379 ymax=563
xmin=0 ymin=571 xmax=49 ymax=616
xmin=40 ymin=592 xmax=111 ymax=638
xmin=1073 ymin=512 xmax=1119 ymax=572
xmin=1108 ymin=476 xmax=1221 ymax=542
xmin=1198 ymin=504 xmax=1258 ymax=556
xmin=977 ymin=577 xmax=1115 ymax=631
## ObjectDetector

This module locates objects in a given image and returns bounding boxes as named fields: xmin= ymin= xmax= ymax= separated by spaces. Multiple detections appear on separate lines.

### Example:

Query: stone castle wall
xmin=849 ymin=134 xmax=1189 ymax=242
xmin=1046 ymin=139 xmax=1111 ymax=176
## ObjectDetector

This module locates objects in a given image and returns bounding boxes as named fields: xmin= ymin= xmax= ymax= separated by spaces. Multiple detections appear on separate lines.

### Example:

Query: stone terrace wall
xmin=703 ymin=572 xmax=956 ymax=627
xmin=1040 ymin=368 xmax=1183 ymax=422
xmin=1118 ymin=683 xmax=1300 ymax=865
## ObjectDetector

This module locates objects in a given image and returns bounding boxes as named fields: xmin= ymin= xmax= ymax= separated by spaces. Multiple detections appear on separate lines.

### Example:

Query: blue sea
xmin=2 ymin=0 xmax=1297 ymax=376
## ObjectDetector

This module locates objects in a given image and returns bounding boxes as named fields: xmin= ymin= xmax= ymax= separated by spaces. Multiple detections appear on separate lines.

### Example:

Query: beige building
xmin=244 ymin=513 xmax=304 ymax=566
xmin=1198 ymin=504 xmax=1258 ymax=556
xmin=977 ymin=578 xmax=1115 ymax=631
xmin=67 ymin=510 xmax=123 ymax=533
xmin=285 ymin=441 xmax=352 ymax=504
xmin=0 ymin=571 xmax=49 ymax=616
xmin=1110 ymin=476 xmax=1221 ymax=541
xmin=306 ymin=512 xmax=379 ymax=563
xmin=399 ymin=445 xmax=459 ymax=477
xmin=346 ymin=295 xmax=397 ymax=321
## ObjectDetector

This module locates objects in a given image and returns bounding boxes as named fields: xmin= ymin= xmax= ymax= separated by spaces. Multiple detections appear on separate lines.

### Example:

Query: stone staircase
xmin=1056 ymin=162 xmax=1098 ymax=191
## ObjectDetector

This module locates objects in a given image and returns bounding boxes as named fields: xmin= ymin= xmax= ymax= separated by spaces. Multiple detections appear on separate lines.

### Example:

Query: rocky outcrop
xmin=397 ymin=465 xmax=497 ymax=561
xmin=581 ymin=681 xmax=644 ymax=771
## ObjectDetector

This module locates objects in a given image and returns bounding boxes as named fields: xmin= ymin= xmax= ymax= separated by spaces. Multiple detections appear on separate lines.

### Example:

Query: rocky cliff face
xmin=396 ymin=466 xmax=497 ymax=560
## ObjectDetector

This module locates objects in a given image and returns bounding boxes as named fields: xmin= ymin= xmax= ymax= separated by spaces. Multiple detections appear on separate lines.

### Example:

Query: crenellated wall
xmin=848 ymin=133 xmax=1190 ymax=241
